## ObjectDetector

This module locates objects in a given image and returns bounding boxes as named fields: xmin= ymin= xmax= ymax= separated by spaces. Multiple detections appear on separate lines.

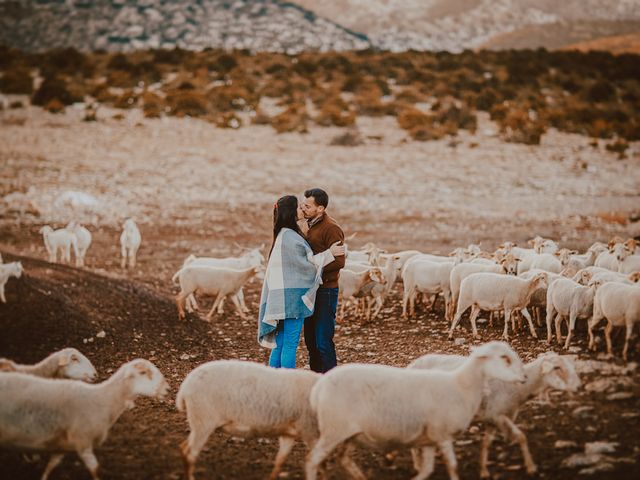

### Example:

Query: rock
xmin=96 ymin=330 xmax=106 ymax=338
xmin=454 ymin=338 xmax=465 ymax=346
xmin=585 ymin=442 xmax=618 ymax=455
xmin=555 ymin=440 xmax=578 ymax=449
xmin=578 ymin=463 xmax=615 ymax=475
xmin=572 ymin=406 xmax=595 ymax=418
xmin=585 ymin=378 xmax=616 ymax=393
xmin=179 ymin=353 xmax=190 ymax=360
xmin=562 ymin=452 xmax=604 ymax=468
xmin=606 ymin=392 xmax=634 ymax=401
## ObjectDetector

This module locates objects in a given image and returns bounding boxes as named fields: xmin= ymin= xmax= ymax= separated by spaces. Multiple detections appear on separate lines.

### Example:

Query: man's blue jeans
xmin=269 ymin=317 xmax=304 ymax=369
xmin=304 ymin=287 xmax=338 ymax=373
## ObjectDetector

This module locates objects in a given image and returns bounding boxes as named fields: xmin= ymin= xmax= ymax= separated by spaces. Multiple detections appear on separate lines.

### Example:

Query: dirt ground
xmin=1 ymin=105 xmax=640 ymax=479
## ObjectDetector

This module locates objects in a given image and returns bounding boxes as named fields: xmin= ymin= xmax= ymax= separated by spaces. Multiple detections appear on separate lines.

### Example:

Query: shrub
xmin=215 ymin=53 xmax=238 ymax=73
xmin=44 ymin=98 xmax=65 ymax=113
xmin=32 ymin=76 xmax=79 ymax=106
xmin=271 ymin=103 xmax=308 ymax=133
xmin=499 ymin=108 xmax=546 ymax=145
xmin=39 ymin=47 xmax=92 ymax=77
xmin=113 ymin=90 xmax=139 ymax=109
xmin=397 ymin=107 xmax=431 ymax=130
xmin=436 ymin=103 xmax=477 ymax=133
xmin=409 ymin=124 xmax=447 ymax=142
xmin=605 ymin=139 xmax=629 ymax=159
xmin=251 ymin=109 xmax=271 ymax=125
xmin=166 ymin=90 xmax=209 ymax=117
xmin=0 ymin=66 xmax=33 ymax=94
xmin=475 ymin=88 xmax=498 ymax=111
xmin=315 ymin=96 xmax=356 ymax=127
xmin=152 ymin=48 xmax=189 ymax=65
xmin=142 ymin=92 xmax=164 ymax=118
xmin=330 ymin=129 xmax=363 ymax=146
xmin=214 ymin=112 xmax=242 ymax=129
xmin=584 ymin=80 xmax=616 ymax=103
xmin=83 ymin=104 xmax=97 ymax=122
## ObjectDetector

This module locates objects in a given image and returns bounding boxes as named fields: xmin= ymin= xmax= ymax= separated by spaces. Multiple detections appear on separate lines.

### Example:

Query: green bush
xmin=32 ymin=76 xmax=79 ymax=106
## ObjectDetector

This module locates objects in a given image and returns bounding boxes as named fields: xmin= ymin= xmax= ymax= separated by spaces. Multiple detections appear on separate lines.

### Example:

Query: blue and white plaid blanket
xmin=258 ymin=228 xmax=333 ymax=348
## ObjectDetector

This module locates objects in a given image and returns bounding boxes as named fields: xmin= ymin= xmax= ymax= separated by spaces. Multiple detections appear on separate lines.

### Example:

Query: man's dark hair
xmin=304 ymin=188 xmax=329 ymax=208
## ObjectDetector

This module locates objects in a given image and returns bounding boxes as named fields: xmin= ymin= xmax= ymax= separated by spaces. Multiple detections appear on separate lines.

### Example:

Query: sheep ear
xmin=134 ymin=363 xmax=152 ymax=379
xmin=58 ymin=355 xmax=70 ymax=367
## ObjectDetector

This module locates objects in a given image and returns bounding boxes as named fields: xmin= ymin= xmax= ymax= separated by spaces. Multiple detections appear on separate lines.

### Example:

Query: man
xmin=301 ymin=188 xmax=345 ymax=373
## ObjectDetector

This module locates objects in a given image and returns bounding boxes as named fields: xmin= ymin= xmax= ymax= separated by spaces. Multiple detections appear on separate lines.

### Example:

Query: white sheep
xmin=176 ymin=360 xmax=320 ymax=480
xmin=528 ymin=236 xmax=559 ymax=254
xmin=402 ymin=259 xmax=455 ymax=319
xmin=449 ymin=272 xmax=547 ymax=340
xmin=594 ymin=237 xmax=632 ymax=271
xmin=0 ymin=261 xmax=22 ymax=303
xmin=588 ymin=282 xmax=640 ymax=360
xmin=519 ymin=268 xmax=567 ymax=328
xmin=0 ymin=347 xmax=97 ymax=382
xmin=66 ymin=222 xmax=92 ymax=267
xmin=496 ymin=242 xmax=538 ymax=275
xmin=588 ymin=270 xmax=640 ymax=286
xmin=0 ymin=359 xmax=168 ymax=480
xmin=338 ymin=267 xmax=384 ymax=321
xmin=120 ymin=218 xmax=141 ymax=268
xmin=448 ymin=253 xmax=520 ymax=322
xmin=368 ymin=255 xmax=402 ymax=319
xmin=305 ymin=341 xmax=526 ymax=480
xmin=545 ymin=278 xmax=596 ymax=348
xmin=556 ymin=245 xmax=604 ymax=271
xmin=408 ymin=351 xmax=580 ymax=478
xmin=174 ymin=265 xmax=262 ymax=321
xmin=39 ymin=225 xmax=78 ymax=264
xmin=529 ymin=253 xmax=562 ymax=273
xmin=181 ymin=247 xmax=264 ymax=314
xmin=617 ymin=240 xmax=640 ymax=273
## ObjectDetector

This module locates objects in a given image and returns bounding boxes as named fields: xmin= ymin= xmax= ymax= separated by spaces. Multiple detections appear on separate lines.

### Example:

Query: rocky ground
xmin=1 ymin=104 xmax=639 ymax=479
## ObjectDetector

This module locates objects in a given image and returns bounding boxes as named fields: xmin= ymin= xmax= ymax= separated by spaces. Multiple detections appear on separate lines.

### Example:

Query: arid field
xmin=1 ymin=98 xmax=640 ymax=479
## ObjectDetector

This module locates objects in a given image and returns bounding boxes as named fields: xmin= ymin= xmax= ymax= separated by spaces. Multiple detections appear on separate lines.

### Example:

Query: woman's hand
xmin=297 ymin=218 xmax=309 ymax=236
xmin=329 ymin=241 xmax=346 ymax=257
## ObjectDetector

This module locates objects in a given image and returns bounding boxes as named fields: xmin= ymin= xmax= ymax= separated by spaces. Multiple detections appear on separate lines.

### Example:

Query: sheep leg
xmin=534 ymin=307 xmax=542 ymax=327
xmin=181 ymin=423 xmax=217 ymax=480
xmin=305 ymin=433 xmax=352 ymax=480
xmin=498 ymin=415 xmax=537 ymax=475
xmin=120 ymin=245 xmax=127 ymax=268
xmin=546 ymin=302 xmax=556 ymax=343
xmin=438 ymin=440 xmax=459 ymax=480
xmin=77 ymin=448 xmax=99 ymax=480
xmin=268 ymin=436 xmax=295 ymax=480
xmin=41 ymin=454 xmax=64 ymax=480
xmin=0 ymin=284 xmax=5 ymax=303
xmin=502 ymin=309 xmax=511 ymax=340
xmin=63 ymin=245 xmax=71 ymax=263
xmin=238 ymin=288 xmax=250 ymax=313
xmin=623 ymin=321 xmax=634 ymax=362
xmin=488 ymin=311 xmax=494 ymax=327
xmin=520 ymin=308 xmax=538 ymax=338
xmin=186 ymin=293 xmax=198 ymax=313
xmin=402 ymin=285 xmax=413 ymax=318
xmin=206 ymin=295 xmax=223 ymax=321
xmin=479 ymin=427 xmax=496 ymax=479
xmin=230 ymin=294 xmax=247 ymax=319
xmin=588 ymin=310 xmax=604 ymax=351
xmin=564 ymin=311 xmax=577 ymax=349
xmin=443 ymin=290 xmax=452 ymax=323
xmin=176 ymin=292 xmax=189 ymax=321
xmin=448 ymin=303 xmax=469 ymax=339
xmin=604 ymin=320 xmax=614 ymax=356
xmin=216 ymin=295 xmax=226 ymax=314
xmin=338 ymin=442 xmax=366 ymax=480
xmin=412 ymin=446 xmax=436 ymax=480
xmin=468 ymin=306 xmax=481 ymax=338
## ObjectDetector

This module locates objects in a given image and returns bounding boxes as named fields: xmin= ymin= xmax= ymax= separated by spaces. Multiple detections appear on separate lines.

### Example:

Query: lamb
xmin=39 ymin=225 xmax=78 ymax=264
xmin=587 ymin=270 xmax=640 ymax=286
xmin=528 ymin=236 xmax=559 ymax=254
xmin=0 ymin=261 xmax=22 ymax=303
xmin=447 ymin=253 xmax=520 ymax=322
xmin=594 ymin=237 xmax=631 ymax=271
xmin=338 ymin=267 xmax=384 ymax=321
xmin=120 ymin=218 xmax=141 ymax=269
xmin=66 ymin=222 xmax=92 ymax=267
xmin=0 ymin=359 xmax=168 ymax=480
xmin=449 ymin=272 xmax=547 ymax=340
xmin=519 ymin=268 xmax=566 ymax=327
xmin=180 ymin=247 xmax=264 ymax=314
xmin=304 ymin=341 xmax=526 ymax=480
xmin=174 ymin=265 xmax=262 ymax=321
xmin=588 ymin=282 xmax=640 ymax=360
xmin=408 ymin=351 xmax=580 ymax=478
xmin=556 ymin=245 xmax=604 ymax=271
xmin=0 ymin=347 xmax=97 ymax=382
xmin=617 ymin=240 xmax=640 ymax=273
xmin=368 ymin=255 xmax=402 ymax=319
xmin=402 ymin=259 xmax=455 ymax=319
xmin=545 ymin=278 xmax=596 ymax=348
xmin=496 ymin=242 xmax=538 ymax=275
xmin=176 ymin=360 xmax=320 ymax=480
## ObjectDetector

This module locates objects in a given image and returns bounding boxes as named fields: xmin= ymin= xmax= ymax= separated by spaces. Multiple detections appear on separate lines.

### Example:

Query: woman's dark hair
xmin=269 ymin=195 xmax=301 ymax=258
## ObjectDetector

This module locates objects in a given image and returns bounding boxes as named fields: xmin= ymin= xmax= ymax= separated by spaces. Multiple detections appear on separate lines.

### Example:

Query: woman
xmin=258 ymin=195 xmax=345 ymax=369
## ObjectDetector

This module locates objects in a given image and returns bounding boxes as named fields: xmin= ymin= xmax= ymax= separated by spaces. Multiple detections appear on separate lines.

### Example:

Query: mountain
xmin=0 ymin=0 xmax=638 ymax=53
xmin=293 ymin=0 xmax=640 ymax=52
xmin=0 ymin=0 xmax=370 ymax=53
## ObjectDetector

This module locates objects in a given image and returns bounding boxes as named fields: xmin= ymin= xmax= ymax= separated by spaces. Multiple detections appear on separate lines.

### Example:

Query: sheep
xmin=447 ymin=253 xmax=520 ymax=322
xmin=588 ymin=282 xmax=640 ymax=360
xmin=0 ymin=347 xmax=97 ymax=382
xmin=0 ymin=261 xmax=22 ymax=303
xmin=408 ymin=351 xmax=580 ymax=479
xmin=120 ymin=218 xmax=141 ymax=269
xmin=39 ymin=225 xmax=78 ymax=264
xmin=529 ymin=253 xmax=562 ymax=273
xmin=0 ymin=359 xmax=168 ymax=480
xmin=176 ymin=360 xmax=320 ymax=480
xmin=304 ymin=341 xmax=526 ymax=480
xmin=594 ymin=237 xmax=632 ymax=271
xmin=65 ymin=222 xmax=92 ymax=267
xmin=545 ymin=278 xmax=596 ymax=348
xmin=588 ymin=270 xmax=640 ymax=286
xmin=449 ymin=272 xmax=547 ymax=340
xmin=617 ymin=240 xmax=640 ymax=273
xmin=519 ymin=268 xmax=566 ymax=328
xmin=556 ymin=245 xmax=604 ymax=271
xmin=368 ymin=255 xmax=402 ymax=319
xmin=174 ymin=265 xmax=261 ymax=321
xmin=402 ymin=259 xmax=455 ymax=319
xmin=528 ymin=236 xmax=559 ymax=254
xmin=180 ymin=247 xmax=264 ymax=314
xmin=496 ymin=242 xmax=538 ymax=275
xmin=338 ymin=267 xmax=384 ymax=321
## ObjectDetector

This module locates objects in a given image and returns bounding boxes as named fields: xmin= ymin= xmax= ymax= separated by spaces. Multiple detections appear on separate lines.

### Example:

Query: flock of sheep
xmin=0 ymin=225 xmax=638 ymax=479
